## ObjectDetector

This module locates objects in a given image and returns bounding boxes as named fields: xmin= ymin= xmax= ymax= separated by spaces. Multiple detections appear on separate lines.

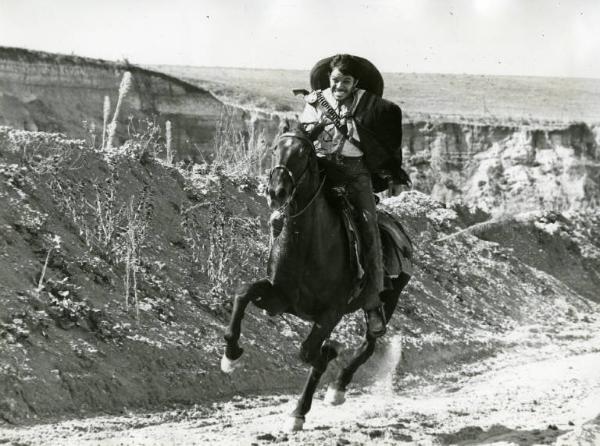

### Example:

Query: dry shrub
xmin=180 ymin=175 xmax=268 ymax=309
xmin=1 ymin=127 xmax=85 ymax=174
xmin=124 ymin=117 xmax=164 ymax=160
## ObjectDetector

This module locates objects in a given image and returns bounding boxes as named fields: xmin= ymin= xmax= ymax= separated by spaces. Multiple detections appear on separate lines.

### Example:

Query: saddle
xmin=329 ymin=187 xmax=413 ymax=304
xmin=267 ymin=175 xmax=413 ymax=305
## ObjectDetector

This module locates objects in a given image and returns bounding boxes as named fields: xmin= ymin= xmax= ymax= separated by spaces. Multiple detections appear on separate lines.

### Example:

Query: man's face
xmin=329 ymin=68 xmax=358 ymax=102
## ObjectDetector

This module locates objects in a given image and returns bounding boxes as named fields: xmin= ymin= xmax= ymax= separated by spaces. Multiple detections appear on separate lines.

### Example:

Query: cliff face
xmin=403 ymin=121 xmax=600 ymax=215
xmin=0 ymin=47 xmax=282 ymax=162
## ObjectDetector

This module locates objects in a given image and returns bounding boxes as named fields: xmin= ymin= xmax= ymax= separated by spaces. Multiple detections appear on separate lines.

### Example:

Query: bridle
xmin=269 ymin=131 xmax=326 ymax=219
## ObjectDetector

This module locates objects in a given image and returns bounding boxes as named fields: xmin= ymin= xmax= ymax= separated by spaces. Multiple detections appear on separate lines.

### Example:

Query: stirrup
xmin=365 ymin=305 xmax=386 ymax=338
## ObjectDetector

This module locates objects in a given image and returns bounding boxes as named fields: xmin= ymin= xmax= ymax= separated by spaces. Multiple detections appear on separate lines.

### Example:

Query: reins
xmin=269 ymin=132 xmax=326 ymax=219
xmin=289 ymin=175 xmax=326 ymax=218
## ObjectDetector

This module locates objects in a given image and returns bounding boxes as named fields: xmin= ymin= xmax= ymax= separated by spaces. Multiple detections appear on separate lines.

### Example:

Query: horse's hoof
xmin=286 ymin=416 xmax=305 ymax=432
xmin=220 ymin=352 xmax=244 ymax=374
xmin=324 ymin=386 xmax=346 ymax=406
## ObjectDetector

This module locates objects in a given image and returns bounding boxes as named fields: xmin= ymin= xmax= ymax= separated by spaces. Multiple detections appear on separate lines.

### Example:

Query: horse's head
xmin=267 ymin=126 xmax=317 ymax=212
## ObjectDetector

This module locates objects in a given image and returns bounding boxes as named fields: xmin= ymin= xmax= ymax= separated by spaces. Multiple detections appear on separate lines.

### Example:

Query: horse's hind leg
xmin=325 ymin=333 xmax=377 ymax=405
xmin=382 ymin=274 xmax=410 ymax=318
xmin=222 ymin=278 xmax=282 ymax=373
xmin=326 ymin=275 xmax=410 ymax=403
xmin=288 ymin=310 xmax=341 ymax=431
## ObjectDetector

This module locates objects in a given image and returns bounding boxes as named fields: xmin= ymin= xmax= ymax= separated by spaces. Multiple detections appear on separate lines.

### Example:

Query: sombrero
xmin=309 ymin=55 xmax=384 ymax=97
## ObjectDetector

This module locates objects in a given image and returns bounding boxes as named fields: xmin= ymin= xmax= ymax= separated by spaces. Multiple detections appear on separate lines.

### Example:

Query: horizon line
xmin=3 ymin=44 xmax=600 ymax=82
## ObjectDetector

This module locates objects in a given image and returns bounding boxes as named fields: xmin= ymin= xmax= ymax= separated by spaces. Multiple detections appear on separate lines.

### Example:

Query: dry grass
xmin=36 ymin=235 xmax=62 ymax=295
xmin=165 ymin=120 xmax=173 ymax=165
xmin=107 ymin=72 xmax=133 ymax=149
xmin=212 ymin=106 xmax=270 ymax=179
xmin=102 ymin=96 xmax=110 ymax=149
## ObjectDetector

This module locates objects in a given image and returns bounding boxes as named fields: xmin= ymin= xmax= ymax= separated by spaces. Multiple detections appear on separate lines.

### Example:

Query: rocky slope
xmin=0 ymin=126 xmax=598 ymax=426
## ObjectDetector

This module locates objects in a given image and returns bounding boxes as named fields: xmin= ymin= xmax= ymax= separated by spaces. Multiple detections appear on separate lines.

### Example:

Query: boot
xmin=365 ymin=305 xmax=386 ymax=338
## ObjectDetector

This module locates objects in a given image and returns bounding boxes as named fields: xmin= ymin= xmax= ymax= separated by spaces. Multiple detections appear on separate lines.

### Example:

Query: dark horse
xmin=221 ymin=125 xmax=413 ymax=431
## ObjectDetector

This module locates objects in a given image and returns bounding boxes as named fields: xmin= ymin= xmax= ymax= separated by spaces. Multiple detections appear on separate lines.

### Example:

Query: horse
xmin=221 ymin=124 xmax=413 ymax=431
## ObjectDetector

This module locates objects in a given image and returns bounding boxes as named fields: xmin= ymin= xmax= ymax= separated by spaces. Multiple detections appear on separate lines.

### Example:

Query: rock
xmin=392 ymin=432 xmax=413 ymax=442
xmin=369 ymin=429 xmax=384 ymax=439
xmin=256 ymin=433 xmax=276 ymax=441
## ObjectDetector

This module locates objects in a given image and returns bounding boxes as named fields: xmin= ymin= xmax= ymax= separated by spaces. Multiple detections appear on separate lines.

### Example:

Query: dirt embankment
xmin=0 ymin=126 xmax=598 ymax=426
xmin=0 ymin=46 xmax=283 ymax=163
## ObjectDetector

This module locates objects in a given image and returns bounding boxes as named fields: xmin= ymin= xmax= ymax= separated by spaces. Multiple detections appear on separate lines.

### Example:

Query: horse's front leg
xmin=288 ymin=310 xmax=341 ymax=431
xmin=221 ymin=278 xmax=276 ymax=373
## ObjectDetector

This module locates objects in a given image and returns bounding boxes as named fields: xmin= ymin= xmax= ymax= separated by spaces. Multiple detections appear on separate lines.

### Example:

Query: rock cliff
xmin=402 ymin=120 xmax=600 ymax=215
xmin=0 ymin=47 xmax=281 ymax=163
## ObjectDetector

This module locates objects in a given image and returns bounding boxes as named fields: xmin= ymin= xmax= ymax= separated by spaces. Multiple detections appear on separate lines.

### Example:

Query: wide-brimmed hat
xmin=309 ymin=55 xmax=384 ymax=97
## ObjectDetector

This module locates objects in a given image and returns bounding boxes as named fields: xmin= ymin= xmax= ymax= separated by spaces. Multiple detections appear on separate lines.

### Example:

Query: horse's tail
xmin=377 ymin=210 xmax=413 ymax=279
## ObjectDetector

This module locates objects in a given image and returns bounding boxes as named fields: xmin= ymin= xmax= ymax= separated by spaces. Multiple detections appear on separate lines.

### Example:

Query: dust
xmin=371 ymin=334 xmax=403 ymax=396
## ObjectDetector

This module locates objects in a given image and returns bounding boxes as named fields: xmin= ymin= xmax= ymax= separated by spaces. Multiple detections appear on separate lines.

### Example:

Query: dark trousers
xmin=328 ymin=156 xmax=384 ymax=310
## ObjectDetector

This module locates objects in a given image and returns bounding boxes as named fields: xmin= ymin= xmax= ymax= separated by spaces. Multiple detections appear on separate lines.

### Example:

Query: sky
xmin=1 ymin=0 xmax=599 ymax=78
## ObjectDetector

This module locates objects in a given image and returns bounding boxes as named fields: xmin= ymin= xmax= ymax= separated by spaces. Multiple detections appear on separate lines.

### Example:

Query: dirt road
xmin=2 ymin=325 xmax=599 ymax=446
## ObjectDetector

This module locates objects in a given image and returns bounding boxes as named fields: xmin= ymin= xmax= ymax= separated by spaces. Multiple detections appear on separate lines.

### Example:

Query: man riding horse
xmin=221 ymin=54 xmax=413 ymax=430
xmin=298 ymin=53 xmax=409 ymax=338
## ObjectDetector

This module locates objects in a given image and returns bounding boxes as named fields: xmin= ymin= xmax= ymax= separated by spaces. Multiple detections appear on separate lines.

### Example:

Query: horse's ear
xmin=306 ymin=123 xmax=324 ymax=141
xmin=279 ymin=119 xmax=290 ymax=134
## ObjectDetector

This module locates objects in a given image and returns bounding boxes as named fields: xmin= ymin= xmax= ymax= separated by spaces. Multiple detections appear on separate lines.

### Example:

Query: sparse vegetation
xmin=165 ymin=120 xmax=173 ymax=165
xmin=107 ymin=71 xmax=133 ymax=149
xmin=3 ymin=88 xmax=269 ymax=320
xmin=102 ymin=95 xmax=110 ymax=149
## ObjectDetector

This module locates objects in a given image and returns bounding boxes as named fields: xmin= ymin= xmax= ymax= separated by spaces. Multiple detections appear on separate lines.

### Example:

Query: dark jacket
xmin=352 ymin=91 xmax=406 ymax=192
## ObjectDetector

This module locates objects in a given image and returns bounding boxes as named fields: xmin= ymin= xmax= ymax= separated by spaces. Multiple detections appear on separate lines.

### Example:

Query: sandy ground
xmin=1 ymin=324 xmax=599 ymax=446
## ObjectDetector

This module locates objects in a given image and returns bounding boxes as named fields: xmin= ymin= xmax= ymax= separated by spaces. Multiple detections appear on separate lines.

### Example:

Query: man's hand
xmin=378 ymin=170 xmax=411 ymax=197
xmin=395 ymin=168 xmax=412 ymax=188
xmin=318 ymin=115 xmax=334 ymax=127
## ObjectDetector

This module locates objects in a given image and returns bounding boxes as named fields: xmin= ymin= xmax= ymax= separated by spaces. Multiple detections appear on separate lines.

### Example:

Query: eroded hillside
xmin=0 ymin=127 xmax=598 ymax=425
xmin=0 ymin=47 xmax=282 ymax=163
xmin=2 ymin=48 xmax=599 ymax=216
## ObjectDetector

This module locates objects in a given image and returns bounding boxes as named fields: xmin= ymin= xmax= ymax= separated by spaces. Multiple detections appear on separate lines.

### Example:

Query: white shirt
xmin=299 ymin=88 xmax=365 ymax=157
